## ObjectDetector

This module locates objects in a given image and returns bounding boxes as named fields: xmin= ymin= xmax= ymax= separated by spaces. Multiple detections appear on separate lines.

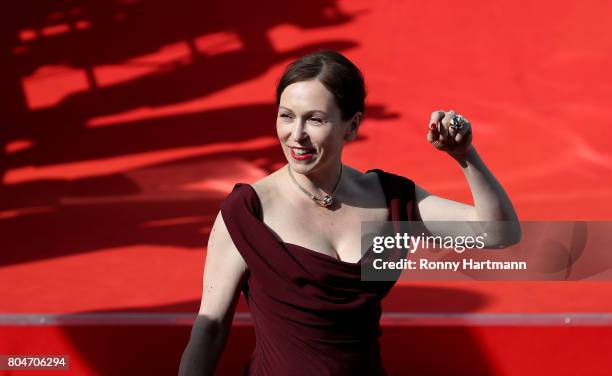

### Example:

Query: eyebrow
xmin=278 ymin=106 xmax=328 ymax=116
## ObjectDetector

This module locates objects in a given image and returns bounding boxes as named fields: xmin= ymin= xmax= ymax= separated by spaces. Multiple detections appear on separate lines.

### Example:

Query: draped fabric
xmin=219 ymin=169 xmax=416 ymax=376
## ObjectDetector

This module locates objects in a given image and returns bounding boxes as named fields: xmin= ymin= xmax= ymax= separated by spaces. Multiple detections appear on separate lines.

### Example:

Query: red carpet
xmin=2 ymin=0 xmax=612 ymax=374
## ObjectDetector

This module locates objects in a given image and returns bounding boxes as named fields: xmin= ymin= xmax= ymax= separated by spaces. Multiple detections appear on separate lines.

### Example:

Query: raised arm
xmin=414 ymin=110 xmax=521 ymax=247
xmin=178 ymin=211 xmax=248 ymax=376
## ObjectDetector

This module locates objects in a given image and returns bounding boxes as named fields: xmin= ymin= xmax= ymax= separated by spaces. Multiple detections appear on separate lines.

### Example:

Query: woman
xmin=178 ymin=50 xmax=520 ymax=375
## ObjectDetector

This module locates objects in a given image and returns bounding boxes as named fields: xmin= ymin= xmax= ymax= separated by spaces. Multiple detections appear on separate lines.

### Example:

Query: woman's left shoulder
xmin=345 ymin=166 xmax=380 ymax=190
xmin=362 ymin=168 xmax=415 ymax=188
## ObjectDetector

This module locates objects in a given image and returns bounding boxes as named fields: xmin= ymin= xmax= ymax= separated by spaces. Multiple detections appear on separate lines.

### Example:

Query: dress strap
xmin=366 ymin=169 xmax=416 ymax=221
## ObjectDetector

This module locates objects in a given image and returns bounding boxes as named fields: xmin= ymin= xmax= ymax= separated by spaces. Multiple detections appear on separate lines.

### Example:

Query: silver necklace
xmin=287 ymin=164 xmax=343 ymax=208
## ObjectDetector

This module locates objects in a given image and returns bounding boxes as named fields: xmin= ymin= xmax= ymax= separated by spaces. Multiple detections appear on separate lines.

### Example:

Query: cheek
xmin=319 ymin=130 xmax=344 ymax=148
xmin=276 ymin=120 xmax=286 ymax=138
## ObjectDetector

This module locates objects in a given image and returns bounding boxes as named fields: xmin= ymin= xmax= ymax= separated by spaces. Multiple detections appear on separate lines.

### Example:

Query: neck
xmin=287 ymin=162 xmax=343 ymax=197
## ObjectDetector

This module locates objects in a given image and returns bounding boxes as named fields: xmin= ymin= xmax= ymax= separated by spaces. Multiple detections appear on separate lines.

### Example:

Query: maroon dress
xmin=220 ymin=169 xmax=416 ymax=376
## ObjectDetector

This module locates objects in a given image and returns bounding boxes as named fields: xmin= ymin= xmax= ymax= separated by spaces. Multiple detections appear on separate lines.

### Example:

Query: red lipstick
xmin=289 ymin=147 xmax=316 ymax=160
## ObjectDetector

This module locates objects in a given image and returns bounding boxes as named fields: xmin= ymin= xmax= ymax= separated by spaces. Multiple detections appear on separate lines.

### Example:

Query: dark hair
xmin=275 ymin=50 xmax=366 ymax=121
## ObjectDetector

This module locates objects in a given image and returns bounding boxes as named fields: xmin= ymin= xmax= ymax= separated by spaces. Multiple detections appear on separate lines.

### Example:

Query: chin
xmin=288 ymin=161 xmax=312 ymax=172
xmin=287 ymin=160 xmax=318 ymax=175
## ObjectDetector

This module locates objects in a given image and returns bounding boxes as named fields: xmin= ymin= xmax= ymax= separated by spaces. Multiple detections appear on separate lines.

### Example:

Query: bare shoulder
xmin=209 ymin=211 xmax=243 ymax=261
xmin=249 ymin=169 xmax=283 ymax=208
xmin=359 ymin=167 xmax=382 ymax=189
xmin=349 ymin=167 xmax=385 ymax=203
xmin=198 ymin=210 xmax=247 ymax=319
xmin=348 ymin=167 xmax=382 ymax=192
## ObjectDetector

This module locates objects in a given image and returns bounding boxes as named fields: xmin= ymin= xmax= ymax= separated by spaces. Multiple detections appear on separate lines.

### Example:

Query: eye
xmin=279 ymin=113 xmax=293 ymax=120
xmin=308 ymin=117 xmax=323 ymax=124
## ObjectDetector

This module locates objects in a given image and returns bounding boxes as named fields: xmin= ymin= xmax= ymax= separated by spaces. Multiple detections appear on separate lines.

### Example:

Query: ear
xmin=344 ymin=112 xmax=363 ymax=142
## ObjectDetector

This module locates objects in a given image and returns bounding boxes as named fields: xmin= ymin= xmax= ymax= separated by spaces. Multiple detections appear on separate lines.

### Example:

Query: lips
xmin=289 ymin=147 xmax=316 ymax=160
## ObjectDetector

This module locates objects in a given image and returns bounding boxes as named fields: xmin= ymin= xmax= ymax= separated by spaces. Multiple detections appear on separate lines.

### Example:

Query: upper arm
xmin=414 ymin=184 xmax=520 ymax=247
xmin=414 ymin=184 xmax=476 ymax=222
xmin=197 ymin=211 xmax=248 ymax=326
xmin=414 ymin=184 xmax=480 ymax=238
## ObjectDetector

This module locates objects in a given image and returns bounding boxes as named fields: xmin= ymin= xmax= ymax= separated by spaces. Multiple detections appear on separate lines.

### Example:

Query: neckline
xmin=239 ymin=169 xmax=391 ymax=267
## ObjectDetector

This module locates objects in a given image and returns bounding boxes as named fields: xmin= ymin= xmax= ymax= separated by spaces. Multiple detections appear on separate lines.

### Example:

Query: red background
xmin=2 ymin=0 xmax=612 ymax=375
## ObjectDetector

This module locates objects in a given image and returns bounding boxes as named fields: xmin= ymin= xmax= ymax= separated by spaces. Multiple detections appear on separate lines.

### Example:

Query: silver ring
xmin=449 ymin=114 xmax=469 ymax=131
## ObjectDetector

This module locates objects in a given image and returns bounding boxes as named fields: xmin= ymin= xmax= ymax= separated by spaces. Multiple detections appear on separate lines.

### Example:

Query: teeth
xmin=294 ymin=148 xmax=314 ymax=155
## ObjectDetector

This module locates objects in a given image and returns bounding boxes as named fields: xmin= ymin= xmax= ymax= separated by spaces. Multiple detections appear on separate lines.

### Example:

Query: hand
xmin=427 ymin=110 xmax=473 ymax=158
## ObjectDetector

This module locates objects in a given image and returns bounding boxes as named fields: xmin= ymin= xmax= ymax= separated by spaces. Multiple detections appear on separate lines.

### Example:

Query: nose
xmin=290 ymin=119 xmax=308 ymax=142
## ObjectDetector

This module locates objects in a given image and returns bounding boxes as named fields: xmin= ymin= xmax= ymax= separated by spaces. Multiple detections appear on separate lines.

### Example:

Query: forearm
xmin=451 ymin=146 xmax=517 ymax=222
xmin=450 ymin=145 xmax=521 ymax=246
xmin=178 ymin=316 xmax=231 ymax=376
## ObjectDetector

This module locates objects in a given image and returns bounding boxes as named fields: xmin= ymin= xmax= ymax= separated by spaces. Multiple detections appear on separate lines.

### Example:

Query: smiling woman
xmin=178 ymin=50 xmax=520 ymax=376
xmin=274 ymin=52 xmax=365 ymax=197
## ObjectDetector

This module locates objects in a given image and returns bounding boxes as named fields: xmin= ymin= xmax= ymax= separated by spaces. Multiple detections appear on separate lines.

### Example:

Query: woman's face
xmin=276 ymin=80 xmax=357 ymax=175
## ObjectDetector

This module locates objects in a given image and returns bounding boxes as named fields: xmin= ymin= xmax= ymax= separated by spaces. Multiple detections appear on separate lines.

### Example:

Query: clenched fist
xmin=427 ymin=110 xmax=473 ymax=157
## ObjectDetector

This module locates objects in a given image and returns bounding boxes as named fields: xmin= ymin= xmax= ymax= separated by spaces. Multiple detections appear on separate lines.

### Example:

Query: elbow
xmin=507 ymin=219 xmax=522 ymax=245
xmin=190 ymin=314 xmax=228 ymax=341
xmin=482 ymin=220 xmax=522 ymax=249
xmin=497 ymin=230 xmax=521 ymax=249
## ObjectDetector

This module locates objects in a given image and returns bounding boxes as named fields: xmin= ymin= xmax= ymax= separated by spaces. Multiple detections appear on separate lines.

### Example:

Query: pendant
xmin=318 ymin=195 xmax=334 ymax=207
